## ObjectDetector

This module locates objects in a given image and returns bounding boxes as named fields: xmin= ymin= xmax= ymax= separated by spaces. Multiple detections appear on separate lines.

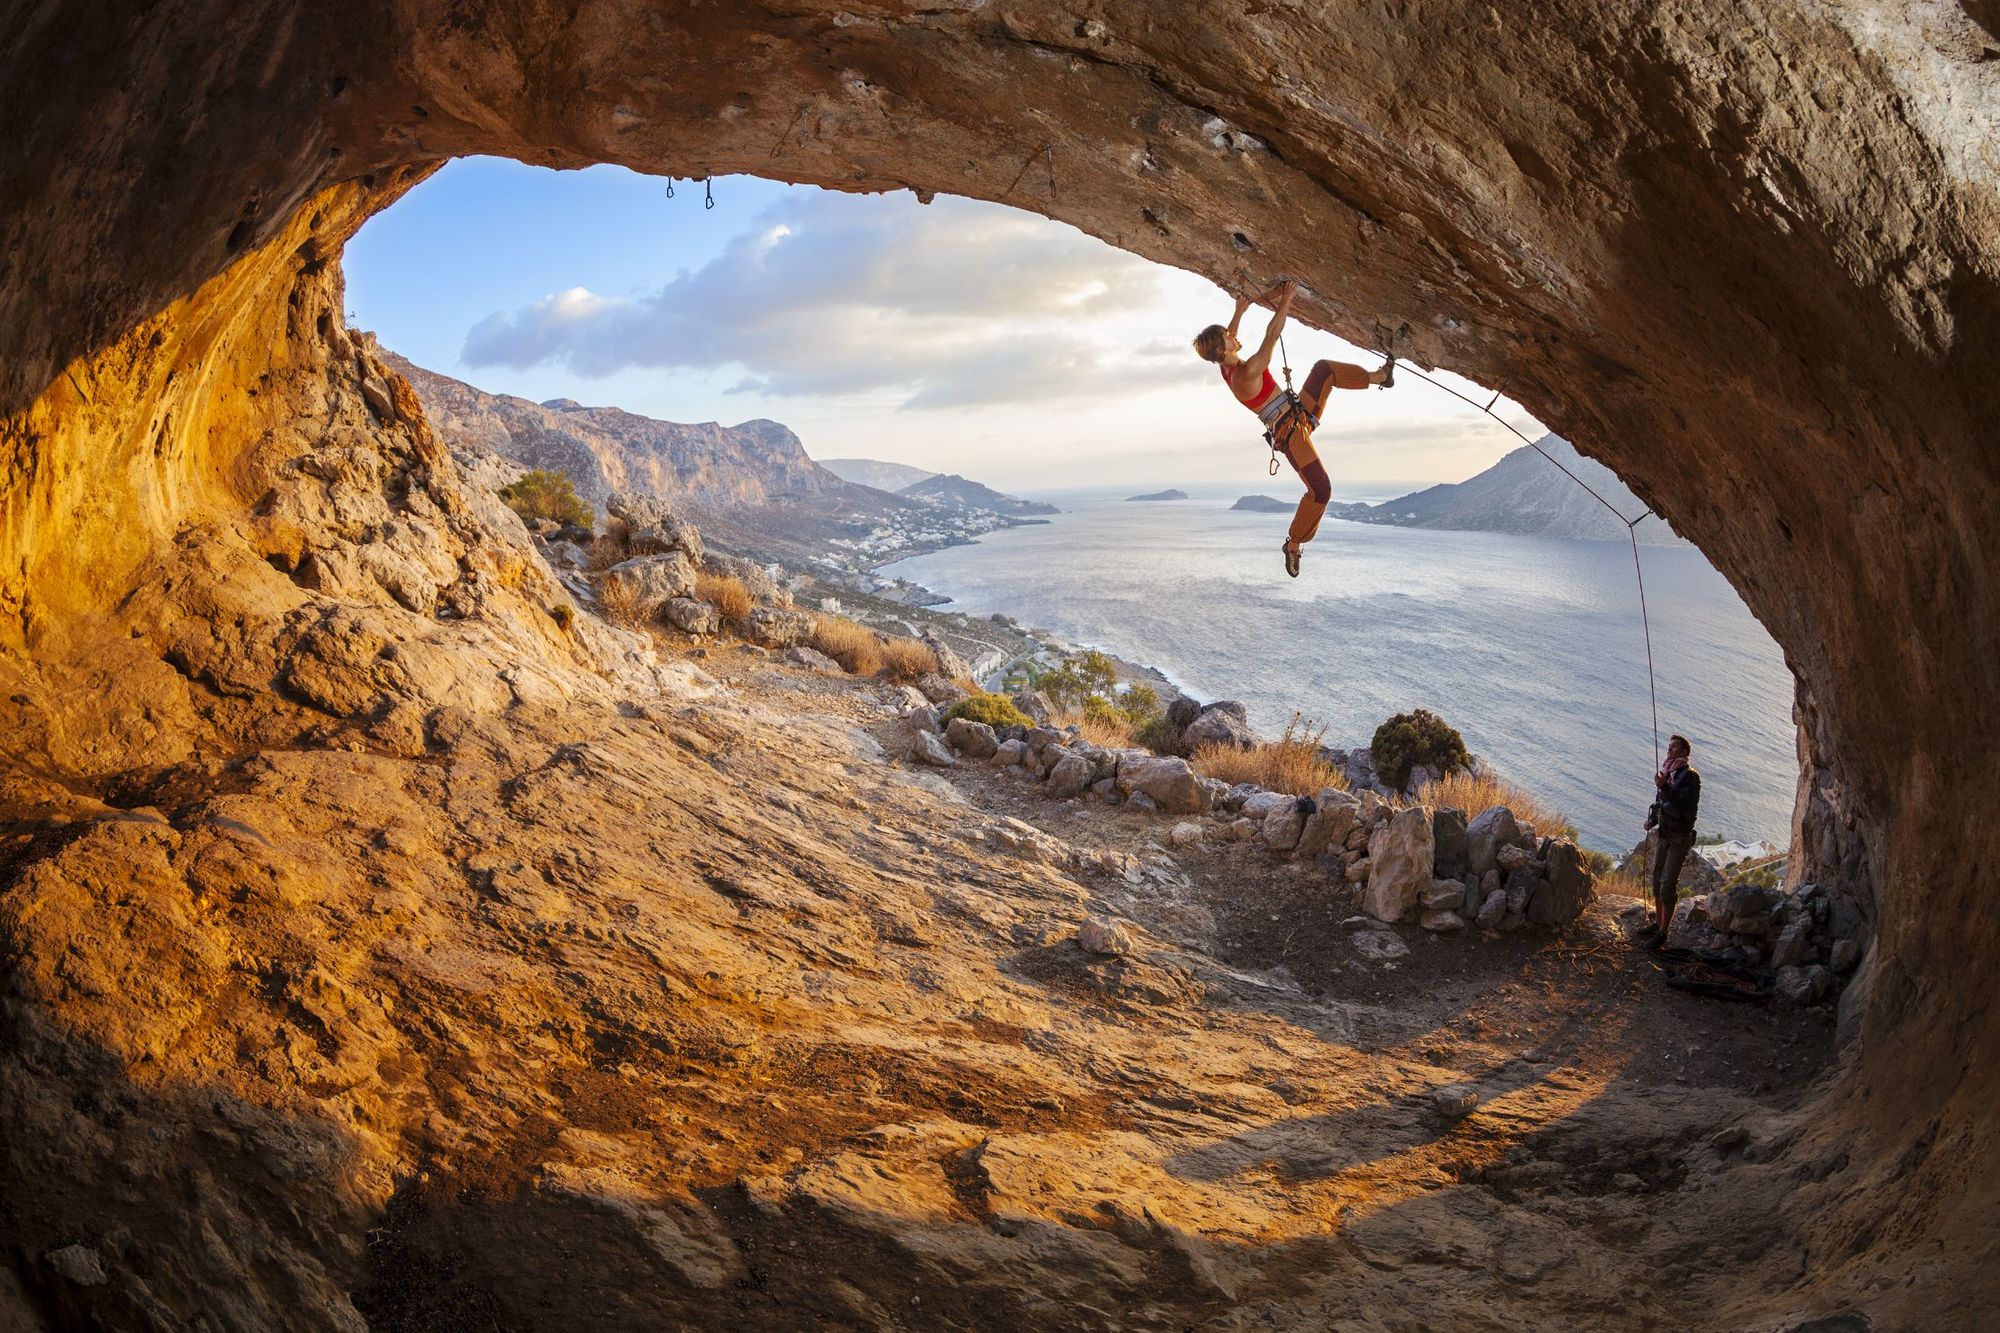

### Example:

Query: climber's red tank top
xmin=1222 ymin=363 xmax=1279 ymax=413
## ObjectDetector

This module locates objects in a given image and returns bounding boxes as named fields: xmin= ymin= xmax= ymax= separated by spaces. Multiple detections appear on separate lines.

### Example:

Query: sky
xmin=344 ymin=157 xmax=1545 ymax=497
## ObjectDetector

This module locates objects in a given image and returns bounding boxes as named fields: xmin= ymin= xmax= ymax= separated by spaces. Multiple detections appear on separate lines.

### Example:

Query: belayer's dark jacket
xmin=1653 ymin=765 xmax=1701 ymax=836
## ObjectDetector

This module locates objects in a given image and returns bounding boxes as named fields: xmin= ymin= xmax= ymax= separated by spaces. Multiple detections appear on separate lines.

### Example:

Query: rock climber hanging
xmin=1193 ymin=278 xmax=1395 ymax=576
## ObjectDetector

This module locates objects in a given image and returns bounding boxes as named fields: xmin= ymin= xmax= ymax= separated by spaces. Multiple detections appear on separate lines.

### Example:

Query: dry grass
xmin=808 ymin=614 xmax=886 ymax=676
xmin=1190 ymin=714 xmax=1349 ymax=797
xmin=1416 ymin=768 xmax=1575 ymax=840
xmin=878 ymin=636 xmax=941 ymax=683
xmin=1050 ymin=705 xmax=1136 ymax=749
xmin=586 ymin=527 xmax=630 ymax=572
xmin=595 ymin=572 xmax=644 ymax=626
xmin=695 ymin=571 xmax=752 ymax=626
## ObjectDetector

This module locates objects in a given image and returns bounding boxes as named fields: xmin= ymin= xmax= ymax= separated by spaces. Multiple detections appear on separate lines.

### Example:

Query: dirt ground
xmin=4 ymin=638 xmax=1862 ymax=1331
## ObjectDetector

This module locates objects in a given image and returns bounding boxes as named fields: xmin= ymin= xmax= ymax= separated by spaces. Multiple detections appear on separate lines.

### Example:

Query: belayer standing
xmin=1193 ymin=278 xmax=1395 ymax=577
xmin=1637 ymin=733 xmax=1701 ymax=949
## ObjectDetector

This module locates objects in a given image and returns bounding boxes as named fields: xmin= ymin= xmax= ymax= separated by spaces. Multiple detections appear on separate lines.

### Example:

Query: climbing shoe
xmin=1376 ymin=355 xmax=1397 ymax=389
xmin=1282 ymin=542 xmax=1302 ymax=578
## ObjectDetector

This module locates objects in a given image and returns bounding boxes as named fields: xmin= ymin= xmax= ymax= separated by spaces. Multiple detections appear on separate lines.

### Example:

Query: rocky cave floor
xmin=5 ymin=632 xmax=1853 ymax=1331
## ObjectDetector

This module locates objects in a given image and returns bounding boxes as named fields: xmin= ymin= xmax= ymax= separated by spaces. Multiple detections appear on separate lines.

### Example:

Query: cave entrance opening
xmin=342 ymin=158 xmax=1797 ymax=861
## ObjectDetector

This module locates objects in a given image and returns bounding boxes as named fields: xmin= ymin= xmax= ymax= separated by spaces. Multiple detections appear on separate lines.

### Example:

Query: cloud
xmin=461 ymin=191 xmax=1171 ymax=409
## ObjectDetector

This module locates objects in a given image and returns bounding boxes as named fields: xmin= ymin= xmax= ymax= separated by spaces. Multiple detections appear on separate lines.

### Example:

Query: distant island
xmin=1345 ymin=434 xmax=1690 ymax=546
xmin=902 ymin=472 xmax=1058 ymax=517
xmin=1229 ymin=494 xmax=1293 ymax=513
xmin=1127 ymin=489 xmax=1188 ymax=502
xmin=816 ymin=458 xmax=936 ymax=492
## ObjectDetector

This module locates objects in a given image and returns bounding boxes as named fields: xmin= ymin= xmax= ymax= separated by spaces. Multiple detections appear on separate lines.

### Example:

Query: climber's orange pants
xmin=1277 ymin=359 xmax=1372 ymax=547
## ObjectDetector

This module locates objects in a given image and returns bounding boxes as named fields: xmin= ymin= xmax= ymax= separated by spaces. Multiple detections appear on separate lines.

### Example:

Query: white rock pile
xmin=904 ymin=705 xmax=1596 ymax=937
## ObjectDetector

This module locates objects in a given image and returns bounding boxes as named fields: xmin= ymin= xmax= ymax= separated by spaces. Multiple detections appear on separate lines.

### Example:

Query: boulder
xmin=1168 ymin=821 xmax=1204 ymax=847
xmin=1504 ymin=867 xmax=1539 ymax=915
xmin=1776 ymin=964 xmax=1832 ymax=1006
xmin=703 ymin=551 xmax=789 ymax=605
xmin=1351 ymin=929 xmax=1410 ymax=961
xmin=542 ymin=538 xmax=589 ymax=570
xmin=903 ymin=703 xmax=941 ymax=736
xmin=1166 ymin=696 xmax=1203 ymax=729
xmin=910 ymin=731 xmax=956 ymax=767
xmin=1077 ymin=917 xmax=1133 ymax=956
xmin=1421 ymin=909 xmax=1467 ymax=932
xmin=1422 ymin=881 xmax=1466 ymax=912
xmin=1466 ymin=805 xmax=1521 ymax=875
xmin=1481 ymin=867 xmax=1502 ymax=899
xmin=660 ymin=596 xmax=719 ymax=635
xmin=1011 ymin=690 xmax=1056 ymax=724
xmin=1345 ymin=856 xmax=1371 ymax=883
xmin=1231 ymin=817 xmax=1258 ymax=841
xmin=993 ymin=738 xmax=1028 ymax=767
xmin=945 ymin=717 xmax=999 ymax=759
xmin=1046 ymin=753 xmax=1095 ymax=800
xmin=1772 ymin=921 xmax=1810 ymax=969
xmin=1127 ymin=792 xmax=1160 ymax=814
xmin=1184 ymin=703 xmax=1256 ymax=750
xmin=1831 ymin=938 xmax=1862 ymax=974
xmin=607 ymin=491 xmax=704 ymax=564
xmin=1528 ymin=840 xmax=1595 ymax=926
xmin=604 ymin=551 xmax=696 ymax=612
xmin=1297 ymin=789 xmax=1360 ymax=859
xmin=921 ymin=630 xmax=971 ymax=680
xmin=1261 ymin=801 xmax=1307 ymax=851
xmin=1092 ymin=778 xmax=1120 ymax=802
xmin=1496 ymin=842 xmax=1533 ymax=874
xmin=743 ymin=606 xmax=813 ymax=649
xmin=1461 ymin=875 xmax=1482 ymax=915
xmin=1432 ymin=807 xmax=1470 ymax=878
xmin=1362 ymin=806 xmax=1434 ymax=923
xmin=1357 ymin=790 xmax=1392 ymax=826
xmin=1476 ymin=889 xmax=1508 ymax=930
xmin=1114 ymin=755 xmax=1208 ymax=815
xmin=915 ymin=673 xmax=968 ymax=705
xmin=1714 ymin=881 xmax=1782 ymax=937
xmin=783 ymin=645 xmax=842 ymax=673
xmin=1024 ymin=727 xmax=1063 ymax=754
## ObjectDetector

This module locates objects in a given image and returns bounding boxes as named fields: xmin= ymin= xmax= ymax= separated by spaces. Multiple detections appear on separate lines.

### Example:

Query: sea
xmin=883 ymin=485 xmax=1797 ymax=855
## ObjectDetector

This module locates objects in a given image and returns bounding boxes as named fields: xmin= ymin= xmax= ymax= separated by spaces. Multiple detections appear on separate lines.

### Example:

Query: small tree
xmin=498 ymin=469 xmax=594 ymax=530
xmin=1370 ymin=708 xmax=1470 ymax=791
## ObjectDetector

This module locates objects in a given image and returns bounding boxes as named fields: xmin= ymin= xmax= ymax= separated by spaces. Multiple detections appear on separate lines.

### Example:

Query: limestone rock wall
xmin=1 ymin=0 xmax=1997 ymax=1321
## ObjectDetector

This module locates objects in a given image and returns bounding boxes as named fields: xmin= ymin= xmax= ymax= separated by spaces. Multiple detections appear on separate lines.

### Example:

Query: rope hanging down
xmin=1394 ymin=360 xmax=1664 ymax=768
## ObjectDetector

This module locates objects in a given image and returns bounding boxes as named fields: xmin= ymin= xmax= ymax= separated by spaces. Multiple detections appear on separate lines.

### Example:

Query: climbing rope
xmin=1393 ymin=359 xmax=1663 ymax=768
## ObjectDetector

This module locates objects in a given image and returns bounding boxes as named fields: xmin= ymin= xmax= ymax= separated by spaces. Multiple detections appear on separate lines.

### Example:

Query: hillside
xmin=1356 ymin=435 xmax=1690 ymax=545
xmin=901 ymin=472 xmax=1058 ymax=517
xmin=817 ymin=457 xmax=936 ymax=492
xmin=1127 ymin=488 xmax=1188 ymax=502
xmin=388 ymin=356 xmax=1051 ymax=574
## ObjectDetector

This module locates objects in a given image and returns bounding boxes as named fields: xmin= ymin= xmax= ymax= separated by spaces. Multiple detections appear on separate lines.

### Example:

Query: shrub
xmin=809 ymin=614 xmax=885 ymax=675
xmin=878 ymin=636 xmax=940 ymax=683
xmin=1370 ymin=708 xmax=1470 ymax=791
xmin=586 ymin=529 xmax=630 ymax=572
xmin=695 ymin=571 xmax=753 ymax=626
xmin=1415 ymin=768 xmax=1575 ymax=842
xmin=944 ymin=692 xmax=1033 ymax=730
xmin=1029 ymin=648 xmax=1119 ymax=709
xmin=549 ymin=602 xmax=575 ymax=633
xmin=1190 ymin=714 xmax=1349 ymax=797
xmin=1052 ymin=702 xmax=1135 ymax=749
xmin=498 ymin=469 xmax=593 ymax=530
xmin=595 ymin=572 xmax=643 ymax=626
xmin=1135 ymin=713 xmax=1187 ymax=756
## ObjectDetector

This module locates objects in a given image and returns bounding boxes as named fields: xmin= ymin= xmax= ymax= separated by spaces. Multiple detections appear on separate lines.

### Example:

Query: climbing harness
xmin=1394 ymin=357 xmax=1664 ymax=767
xmin=1262 ymin=326 xmax=1319 ymax=476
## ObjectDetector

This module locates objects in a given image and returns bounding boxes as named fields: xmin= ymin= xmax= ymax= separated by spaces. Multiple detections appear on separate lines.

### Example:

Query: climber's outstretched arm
xmin=1238 ymin=279 xmax=1297 ymax=384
